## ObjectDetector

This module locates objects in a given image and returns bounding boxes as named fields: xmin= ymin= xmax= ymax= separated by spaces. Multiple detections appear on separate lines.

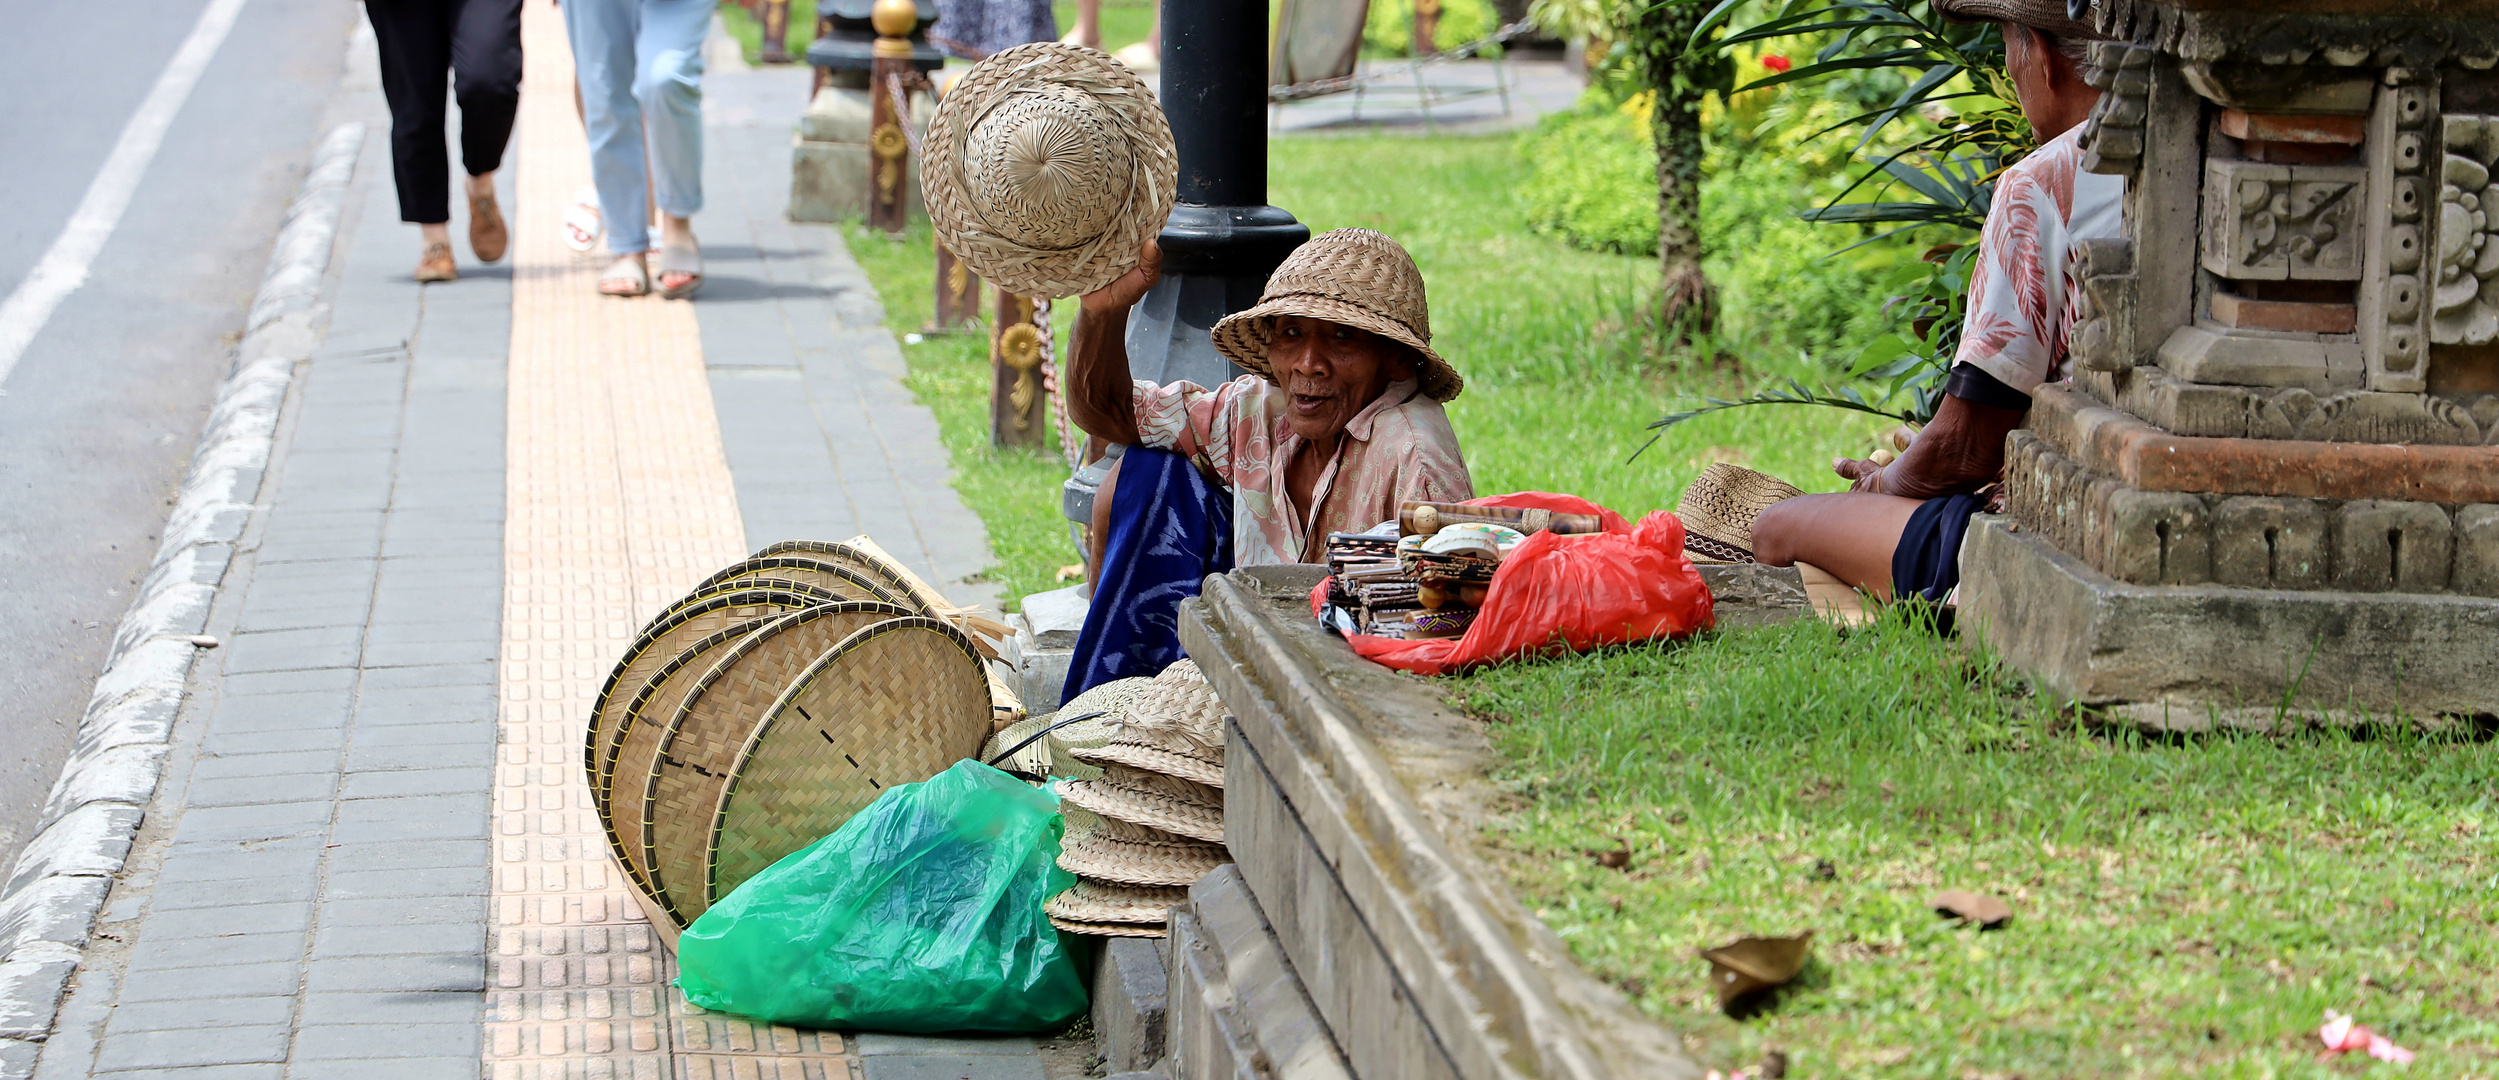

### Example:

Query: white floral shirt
xmin=1132 ymin=375 xmax=1474 ymax=565
xmin=1955 ymin=126 xmax=2126 ymax=394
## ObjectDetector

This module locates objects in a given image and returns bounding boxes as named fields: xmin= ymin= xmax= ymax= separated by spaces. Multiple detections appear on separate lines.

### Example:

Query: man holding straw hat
xmin=1751 ymin=0 xmax=2113 ymax=606
xmin=917 ymin=41 xmax=1471 ymax=696
xmin=1060 ymin=230 xmax=1475 ymax=696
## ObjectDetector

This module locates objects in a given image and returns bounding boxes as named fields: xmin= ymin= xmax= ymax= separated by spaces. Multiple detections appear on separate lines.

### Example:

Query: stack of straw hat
xmin=1044 ymin=660 xmax=1231 ymax=937
xmin=585 ymin=538 xmax=1018 ymax=946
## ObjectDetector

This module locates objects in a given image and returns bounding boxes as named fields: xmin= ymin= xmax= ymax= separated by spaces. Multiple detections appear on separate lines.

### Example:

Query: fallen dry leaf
xmin=1699 ymin=931 xmax=1814 ymax=1009
xmin=1055 ymin=563 xmax=1086 ymax=582
xmin=1931 ymin=889 xmax=2013 ymax=929
xmin=1589 ymin=840 xmax=1631 ymax=870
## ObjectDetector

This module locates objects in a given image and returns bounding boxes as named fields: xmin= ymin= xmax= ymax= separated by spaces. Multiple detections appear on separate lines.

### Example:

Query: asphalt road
xmin=0 ymin=0 xmax=358 ymax=870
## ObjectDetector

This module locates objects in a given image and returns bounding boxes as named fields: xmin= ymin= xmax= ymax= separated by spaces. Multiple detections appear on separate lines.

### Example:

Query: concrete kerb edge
xmin=0 ymin=121 xmax=367 ymax=1061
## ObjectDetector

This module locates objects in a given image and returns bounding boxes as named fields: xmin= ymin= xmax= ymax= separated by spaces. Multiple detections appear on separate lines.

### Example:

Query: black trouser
xmin=367 ymin=0 xmax=523 ymax=224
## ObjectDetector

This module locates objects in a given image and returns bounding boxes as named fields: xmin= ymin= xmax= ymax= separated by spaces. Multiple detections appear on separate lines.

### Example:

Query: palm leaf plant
xmin=1644 ymin=0 xmax=2034 ymax=444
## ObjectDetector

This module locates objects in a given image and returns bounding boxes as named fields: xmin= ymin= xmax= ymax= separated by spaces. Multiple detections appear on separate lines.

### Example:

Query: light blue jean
xmin=563 ymin=0 xmax=709 ymax=255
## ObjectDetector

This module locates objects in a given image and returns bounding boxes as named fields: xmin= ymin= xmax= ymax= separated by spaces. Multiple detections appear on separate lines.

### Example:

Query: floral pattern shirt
xmin=1132 ymin=375 xmax=1474 ymax=566
xmin=1954 ymin=126 xmax=2126 ymax=394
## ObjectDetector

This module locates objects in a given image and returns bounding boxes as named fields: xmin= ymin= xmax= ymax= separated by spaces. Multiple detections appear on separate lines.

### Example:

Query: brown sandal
xmin=469 ymin=189 xmax=509 ymax=263
xmin=415 ymin=241 xmax=457 ymax=283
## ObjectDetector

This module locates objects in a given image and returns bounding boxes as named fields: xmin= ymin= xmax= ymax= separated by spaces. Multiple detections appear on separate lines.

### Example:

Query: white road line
xmin=0 ymin=0 xmax=251 ymax=389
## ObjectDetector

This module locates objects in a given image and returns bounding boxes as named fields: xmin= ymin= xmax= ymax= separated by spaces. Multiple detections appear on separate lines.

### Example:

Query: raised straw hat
xmin=923 ymin=42 xmax=1176 ymax=299
xmin=1674 ymin=462 xmax=1806 ymax=565
xmin=1210 ymin=228 xmax=1463 ymax=402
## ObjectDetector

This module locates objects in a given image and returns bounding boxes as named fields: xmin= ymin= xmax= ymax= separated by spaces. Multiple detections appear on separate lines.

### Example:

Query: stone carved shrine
xmin=1962 ymin=0 xmax=2499 ymax=720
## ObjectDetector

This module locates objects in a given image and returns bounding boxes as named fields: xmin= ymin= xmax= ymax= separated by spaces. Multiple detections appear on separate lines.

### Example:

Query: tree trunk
xmin=1633 ymin=3 xmax=1715 ymax=332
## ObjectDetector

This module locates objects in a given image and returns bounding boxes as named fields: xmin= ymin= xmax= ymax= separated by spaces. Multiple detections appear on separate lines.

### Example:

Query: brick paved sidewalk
xmin=24 ymin=7 xmax=1079 ymax=1078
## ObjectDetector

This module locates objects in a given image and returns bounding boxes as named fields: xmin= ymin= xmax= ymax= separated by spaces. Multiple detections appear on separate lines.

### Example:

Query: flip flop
xmin=563 ymin=184 xmax=603 ymax=253
xmin=656 ymin=237 xmax=703 ymax=300
xmin=598 ymin=255 xmax=649 ymax=297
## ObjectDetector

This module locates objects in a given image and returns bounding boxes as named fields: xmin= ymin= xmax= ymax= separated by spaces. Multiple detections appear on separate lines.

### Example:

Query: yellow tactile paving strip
xmin=491 ymin=2 xmax=858 ymax=1076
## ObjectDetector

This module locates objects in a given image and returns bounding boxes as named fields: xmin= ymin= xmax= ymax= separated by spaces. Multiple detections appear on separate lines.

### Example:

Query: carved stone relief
xmin=2432 ymin=114 xmax=2499 ymax=346
xmin=2077 ymin=43 xmax=2151 ymax=177
xmin=2200 ymin=160 xmax=2365 ymax=280
xmin=2362 ymin=79 xmax=2438 ymax=391
xmin=2068 ymin=238 xmax=2136 ymax=373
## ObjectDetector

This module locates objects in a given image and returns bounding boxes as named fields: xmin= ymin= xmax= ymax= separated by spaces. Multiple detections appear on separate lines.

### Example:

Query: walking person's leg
xmin=565 ymin=0 xmax=654 ymax=294
xmin=448 ymin=0 xmax=523 ymax=263
xmin=636 ymin=0 xmax=711 ymax=298
xmin=366 ymin=0 xmax=461 ymax=281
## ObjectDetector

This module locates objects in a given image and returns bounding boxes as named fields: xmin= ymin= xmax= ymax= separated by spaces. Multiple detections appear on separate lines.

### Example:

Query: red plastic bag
xmin=1312 ymin=492 xmax=1714 ymax=676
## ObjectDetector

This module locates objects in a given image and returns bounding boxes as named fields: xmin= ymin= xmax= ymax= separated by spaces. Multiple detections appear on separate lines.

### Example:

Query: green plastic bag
xmin=674 ymin=759 xmax=1089 ymax=1033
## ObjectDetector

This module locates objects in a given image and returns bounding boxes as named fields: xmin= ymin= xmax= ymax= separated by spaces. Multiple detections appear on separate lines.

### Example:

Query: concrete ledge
xmin=1961 ymin=514 xmax=2499 ymax=717
xmin=1165 ymin=866 xmax=1349 ymax=1080
xmin=1179 ymin=567 xmax=1701 ymax=1080
xmin=1092 ymin=935 xmax=1170 ymax=1073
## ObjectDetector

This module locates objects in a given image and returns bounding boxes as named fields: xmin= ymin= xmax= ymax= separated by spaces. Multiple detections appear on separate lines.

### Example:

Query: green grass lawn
xmin=718 ymin=0 xmax=817 ymax=66
xmin=1457 ymin=614 xmax=2499 ymax=1076
xmin=837 ymin=101 xmax=2499 ymax=1080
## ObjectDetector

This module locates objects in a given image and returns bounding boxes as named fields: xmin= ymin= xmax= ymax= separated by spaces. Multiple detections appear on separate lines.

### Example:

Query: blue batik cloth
xmin=1061 ymin=445 xmax=1235 ymax=703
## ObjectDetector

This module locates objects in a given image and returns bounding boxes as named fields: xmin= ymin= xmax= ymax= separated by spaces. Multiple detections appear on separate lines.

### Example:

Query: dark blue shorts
xmin=1890 ymin=493 xmax=1989 ymax=604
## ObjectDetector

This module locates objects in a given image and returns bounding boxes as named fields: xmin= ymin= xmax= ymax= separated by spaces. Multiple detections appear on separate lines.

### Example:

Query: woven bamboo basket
xmin=604 ymin=601 xmax=912 ymax=900
xmin=636 ymin=603 xmax=932 ymax=923
xmin=695 ymin=540 xmax=925 ymax=609
xmin=584 ymin=584 xmax=834 ymax=814
xmin=702 ymin=616 xmax=992 ymax=917
xmin=690 ymin=555 xmax=914 ymax=611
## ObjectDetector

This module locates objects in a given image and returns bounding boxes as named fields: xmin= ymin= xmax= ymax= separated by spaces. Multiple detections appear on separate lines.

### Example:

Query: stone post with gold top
xmin=866 ymin=0 xmax=917 ymax=233
xmin=760 ymin=0 xmax=793 ymax=63
xmin=1958 ymin=0 xmax=2499 ymax=722
xmin=990 ymin=292 xmax=1049 ymax=449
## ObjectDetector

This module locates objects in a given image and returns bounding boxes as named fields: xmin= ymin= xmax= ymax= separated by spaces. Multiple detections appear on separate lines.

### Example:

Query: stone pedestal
xmin=1966 ymin=0 xmax=2499 ymax=718
xmin=788 ymin=87 xmax=929 ymax=223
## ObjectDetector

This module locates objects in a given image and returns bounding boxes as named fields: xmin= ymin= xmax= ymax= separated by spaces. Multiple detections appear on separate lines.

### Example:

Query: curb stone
xmin=0 ymin=120 xmax=366 ymax=1071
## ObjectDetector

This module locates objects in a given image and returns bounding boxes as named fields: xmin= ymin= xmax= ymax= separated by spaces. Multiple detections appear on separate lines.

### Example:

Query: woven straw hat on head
xmin=923 ymin=42 xmax=1176 ymax=299
xmin=1675 ymin=462 xmax=1806 ymax=565
xmin=1932 ymin=0 xmax=2104 ymax=40
xmin=1210 ymin=228 xmax=1463 ymax=402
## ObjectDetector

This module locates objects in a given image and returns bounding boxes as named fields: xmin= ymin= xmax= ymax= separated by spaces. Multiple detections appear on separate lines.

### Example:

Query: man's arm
xmin=1067 ymin=241 xmax=1164 ymax=446
xmin=1832 ymin=364 xmax=2028 ymax=499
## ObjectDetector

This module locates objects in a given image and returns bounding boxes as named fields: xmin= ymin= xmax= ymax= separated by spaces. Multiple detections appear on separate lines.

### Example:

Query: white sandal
xmin=597 ymin=255 xmax=649 ymax=297
xmin=563 ymin=184 xmax=603 ymax=253
xmin=656 ymin=237 xmax=703 ymax=300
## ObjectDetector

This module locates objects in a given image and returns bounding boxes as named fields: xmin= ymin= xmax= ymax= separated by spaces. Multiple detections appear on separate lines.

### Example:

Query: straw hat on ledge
xmin=922 ymin=41 xmax=1176 ymax=299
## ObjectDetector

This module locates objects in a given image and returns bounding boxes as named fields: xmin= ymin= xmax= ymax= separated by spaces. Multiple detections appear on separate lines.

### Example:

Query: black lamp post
xmin=1122 ymin=0 xmax=1311 ymax=387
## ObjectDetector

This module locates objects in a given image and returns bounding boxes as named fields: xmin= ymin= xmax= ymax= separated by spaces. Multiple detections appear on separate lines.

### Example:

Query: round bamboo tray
xmin=636 ymin=604 xmax=931 ymax=923
xmin=584 ymin=583 xmax=834 ymax=814
xmin=690 ymin=555 xmax=914 ymax=612
xmin=703 ymin=616 xmax=992 ymax=915
xmin=694 ymin=541 xmax=924 ymax=609
xmin=603 ymin=601 xmax=911 ymax=900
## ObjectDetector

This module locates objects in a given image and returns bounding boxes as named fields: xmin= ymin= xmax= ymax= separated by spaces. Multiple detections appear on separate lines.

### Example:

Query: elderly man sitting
xmin=1752 ymin=0 xmax=2112 ymax=605
xmin=1059 ymin=228 xmax=1474 ymax=697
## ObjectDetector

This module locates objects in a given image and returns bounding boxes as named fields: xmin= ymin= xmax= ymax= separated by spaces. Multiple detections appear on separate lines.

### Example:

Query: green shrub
xmin=1518 ymin=101 xmax=1656 ymax=256
xmin=1517 ymin=97 xmax=1904 ymax=366
xmin=1362 ymin=0 xmax=1501 ymax=58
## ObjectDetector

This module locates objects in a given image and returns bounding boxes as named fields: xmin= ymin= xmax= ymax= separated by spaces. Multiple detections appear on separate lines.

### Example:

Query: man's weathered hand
xmin=1082 ymin=240 xmax=1162 ymax=317
xmin=1832 ymin=456 xmax=1889 ymax=494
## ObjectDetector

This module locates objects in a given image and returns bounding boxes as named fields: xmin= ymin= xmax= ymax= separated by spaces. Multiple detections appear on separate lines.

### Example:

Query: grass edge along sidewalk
xmin=1459 ymin=610 xmax=2499 ymax=1078
xmin=0 ymin=123 xmax=367 ymax=1074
